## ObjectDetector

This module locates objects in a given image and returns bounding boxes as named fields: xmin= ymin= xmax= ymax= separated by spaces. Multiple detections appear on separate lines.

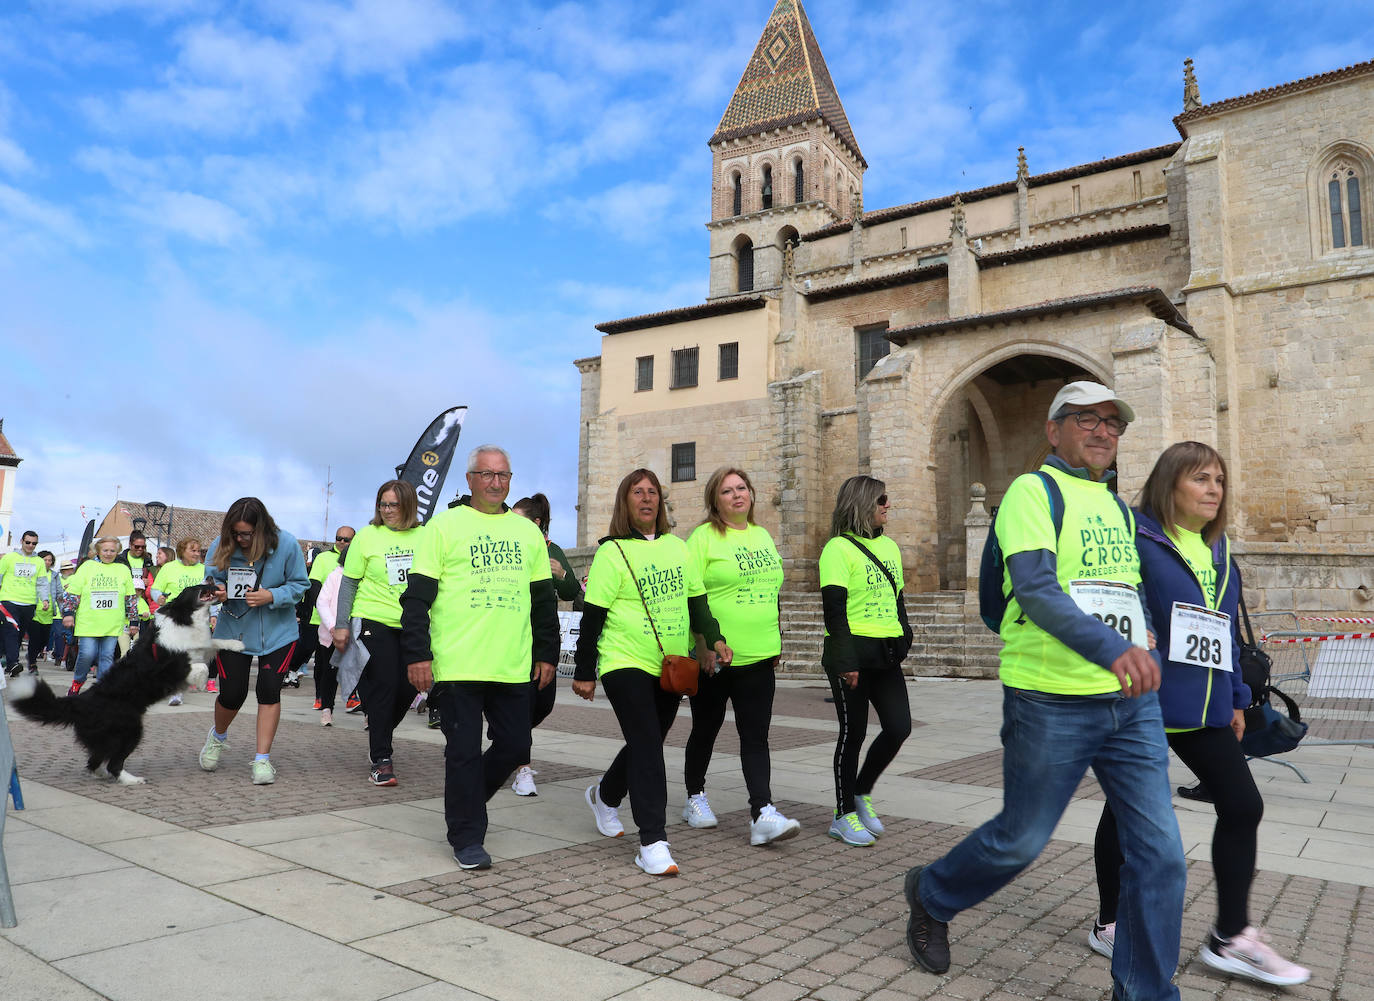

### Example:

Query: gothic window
xmin=761 ymin=165 xmax=773 ymax=210
xmin=671 ymin=347 xmax=699 ymax=389
xmin=671 ymin=442 xmax=696 ymax=482
xmin=736 ymin=237 xmax=754 ymax=293
xmin=1311 ymin=146 xmax=1372 ymax=255
xmin=731 ymin=172 xmax=742 ymax=216
xmin=856 ymin=323 xmax=890 ymax=382
xmin=823 ymin=159 xmax=831 ymax=203
xmin=794 ymin=158 xmax=805 ymax=203
xmin=1329 ymin=164 xmax=1364 ymax=248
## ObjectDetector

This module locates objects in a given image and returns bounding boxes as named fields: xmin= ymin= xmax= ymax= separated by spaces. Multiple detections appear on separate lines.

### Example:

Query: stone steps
xmin=778 ymin=587 xmax=999 ymax=678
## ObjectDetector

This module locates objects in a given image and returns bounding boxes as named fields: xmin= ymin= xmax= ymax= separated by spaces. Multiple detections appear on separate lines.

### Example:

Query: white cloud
xmin=0 ymin=183 xmax=90 ymax=251
xmin=279 ymin=0 xmax=469 ymax=77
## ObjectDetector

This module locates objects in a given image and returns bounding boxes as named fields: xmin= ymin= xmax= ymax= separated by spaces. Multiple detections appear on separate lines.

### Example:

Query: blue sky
xmin=2 ymin=0 xmax=1370 ymax=552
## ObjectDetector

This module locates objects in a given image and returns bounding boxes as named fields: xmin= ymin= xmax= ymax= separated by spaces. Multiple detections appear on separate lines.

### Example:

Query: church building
xmin=574 ymin=0 xmax=1374 ymax=673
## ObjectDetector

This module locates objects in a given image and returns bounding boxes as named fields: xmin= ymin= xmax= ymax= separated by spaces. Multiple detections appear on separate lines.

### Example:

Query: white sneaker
xmin=167 ymin=693 xmax=182 ymax=706
xmin=634 ymin=840 xmax=679 ymax=876
xmin=1201 ymin=926 xmax=1311 ymax=986
xmin=585 ymin=784 xmax=624 ymax=837
xmin=682 ymin=792 xmax=718 ymax=828
xmin=750 ymin=804 xmax=801 ymax=845
xmin=511 ymin=765 xmax=538 ymax=796
xmin=1089 ymin=921 xmax=1115 ymax=959
xmin=320 ymin=708 xmax=332 ymax=727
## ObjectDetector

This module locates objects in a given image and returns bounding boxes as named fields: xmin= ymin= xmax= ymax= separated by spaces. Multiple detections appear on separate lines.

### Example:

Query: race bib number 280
xmin=90 ymin=590 xmax=118 ymax=611
xmin=1069 ymin=580 xmax=1147 ymax=649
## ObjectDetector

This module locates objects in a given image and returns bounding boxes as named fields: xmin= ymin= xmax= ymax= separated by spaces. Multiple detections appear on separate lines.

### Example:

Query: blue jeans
xmin=73 ymin=636 xmax=119 ymax=684
xmin=920 ymin=687 xmax=1185 ymax=1001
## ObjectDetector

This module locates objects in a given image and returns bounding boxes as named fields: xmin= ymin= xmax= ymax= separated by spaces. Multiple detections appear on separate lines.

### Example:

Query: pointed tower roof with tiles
xmin=710 ymin=0 xmax=865 ymax=167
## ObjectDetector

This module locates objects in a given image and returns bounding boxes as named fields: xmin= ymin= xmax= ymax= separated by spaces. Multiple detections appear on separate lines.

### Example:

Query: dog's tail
xmin=6 ymin=674 xmax=79 ymax=728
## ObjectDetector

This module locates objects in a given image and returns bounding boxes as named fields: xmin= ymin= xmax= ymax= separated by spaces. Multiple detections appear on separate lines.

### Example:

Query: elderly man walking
xmin=904 ymin=382 xmax=1187 ymax=1001
xmin=401 ymin=445 xmax=559 ymax=870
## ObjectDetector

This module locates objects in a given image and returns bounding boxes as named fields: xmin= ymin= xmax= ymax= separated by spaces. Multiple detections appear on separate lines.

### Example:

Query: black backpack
xmin=1237 ymin=591 xmax=1307 ymax=757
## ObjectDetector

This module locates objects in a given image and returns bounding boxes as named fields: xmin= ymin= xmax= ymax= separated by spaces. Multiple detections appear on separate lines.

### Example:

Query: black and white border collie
xmin=6 ymin=584 xmax=243 ymax=784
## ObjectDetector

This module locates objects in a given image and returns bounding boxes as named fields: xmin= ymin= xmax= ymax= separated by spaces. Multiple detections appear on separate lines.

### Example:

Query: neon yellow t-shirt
xmin=584 ymin=535 xmax=705 ymax=677
xmin=411 ymin=505 xmax=551 ymax=683
xmin=687 ymin=522 xmax=781 ymax=664
xmin=64 ymin=560 xmax=135 ymax=637
xmin=817 ymin=533 xmax=905 ymax=639
xmin=0 ymin=552 xmax=49 ymax=606
xmin=153 ymin=561 xmax=206 ymax=601
xmin=1168 ymin=527 xmax=1218 ymax=608
xmin=342 ymin=523 xmax=425 ymax=629
xmin=996 ymin=465 xmax=1141 ymax=695
xmin=308 ymin=549 xmax=342 ymax=625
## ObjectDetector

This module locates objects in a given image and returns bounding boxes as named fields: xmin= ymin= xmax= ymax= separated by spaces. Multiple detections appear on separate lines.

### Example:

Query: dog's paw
xmin=115 ymin=770 xmax=147 ymax=785
xmin=5 ymin=673 xmax=38 ymax=700
xmin=215 ymin=639 xmax=246 ymax=653
xmin=187 ymin=663 xmax=210 ymax=690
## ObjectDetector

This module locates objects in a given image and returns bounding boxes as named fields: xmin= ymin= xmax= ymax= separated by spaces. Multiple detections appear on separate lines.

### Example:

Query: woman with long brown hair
xmin=572 ymin=468 xmax=731 ymax=876
xmin=1089 ymin=442 xmax=1308 ymax=986
xmin=200 ymin=497 xmax=309 ymax=785
xmin=332 ymin=479 xmax=426 ymax=787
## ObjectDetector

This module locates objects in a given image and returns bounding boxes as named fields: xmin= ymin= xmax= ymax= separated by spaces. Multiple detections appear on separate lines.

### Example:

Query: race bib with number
xmin=226 ymin=567 xmax=257 ymax=600
xmin=90 ymin=590 xmax=118 ymax=611
xmin=15 ymin=563 xmax=35 ymax=578
xmin=384 ymin=552 xmax=413 ymax=587
xmin=1168 ymin=602 xmax=1232 ymax=670
xmin=130 ymin=570 xmax=144 ymax=588
xmin=1069 ymin=580 xmax=1147 ymax=649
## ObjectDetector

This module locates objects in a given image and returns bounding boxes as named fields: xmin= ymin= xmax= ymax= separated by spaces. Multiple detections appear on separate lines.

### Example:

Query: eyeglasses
xmin=336 ymin=534 xmax=354 ymax=541
xmin=470 ymin=470 xmax=513 ymax=483
xmin=1057 ymin=411 xmax=1129 ymax=436
xmin=232 ymin=530 xmax=254 ymax=540
xmin=377 ymin=502 xmax=399 ymax=510
xmin=876 ymin=495 xmax=888 ymax=506
xmin=130 ymin=543 xmax=146 ymax=550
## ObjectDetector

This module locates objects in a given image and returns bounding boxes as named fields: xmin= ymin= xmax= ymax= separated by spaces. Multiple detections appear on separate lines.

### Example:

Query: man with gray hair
xmin=904 ymin=382 xmax=1186 ymax=1001
xmin=401 ymin=444 xmax=559 ymax=870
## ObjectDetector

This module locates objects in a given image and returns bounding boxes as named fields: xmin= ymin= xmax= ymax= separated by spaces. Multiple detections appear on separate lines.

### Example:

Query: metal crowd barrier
xmin=1261 ymin=617 xmax=1374 ymax=749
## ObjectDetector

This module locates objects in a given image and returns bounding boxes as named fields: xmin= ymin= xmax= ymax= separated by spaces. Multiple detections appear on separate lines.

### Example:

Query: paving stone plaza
xmin=3 ymin=664 xmax=1371 ymax=1001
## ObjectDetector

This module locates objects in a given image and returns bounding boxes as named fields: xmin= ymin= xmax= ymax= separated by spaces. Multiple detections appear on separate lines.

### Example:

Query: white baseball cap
xmin=1048 ymin=381 xmax=1136 ymax=423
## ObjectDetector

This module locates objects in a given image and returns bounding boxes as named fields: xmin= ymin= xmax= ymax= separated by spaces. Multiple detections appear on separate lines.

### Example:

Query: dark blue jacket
xmin=1135 ymin=508 xmax=1250 ymax=729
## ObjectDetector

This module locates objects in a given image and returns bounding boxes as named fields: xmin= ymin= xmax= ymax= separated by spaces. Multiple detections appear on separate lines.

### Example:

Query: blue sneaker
xmin=454 ymin=844 xmax=491 ymax=870
xmin=856 ymin=794 xmax=885 ymax=836
xmin=828 ymin=812 xmax=876 ymax=847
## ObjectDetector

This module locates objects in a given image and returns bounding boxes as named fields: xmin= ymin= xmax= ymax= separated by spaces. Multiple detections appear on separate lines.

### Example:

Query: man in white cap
xmin=903 ymin=381 xmax=1186 ymax=1001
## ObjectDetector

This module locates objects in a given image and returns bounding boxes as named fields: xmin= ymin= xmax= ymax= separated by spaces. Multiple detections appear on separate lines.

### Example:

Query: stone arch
xmin=1307 ymin=139 xmax=1374 ymax=255
xmin=927 ymin=344 xmax=1103 ymax=587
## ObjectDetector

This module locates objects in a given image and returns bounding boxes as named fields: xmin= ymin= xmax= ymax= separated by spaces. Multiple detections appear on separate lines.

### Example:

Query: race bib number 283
xmin=1168 ymin=602 xmax=1232 ymax=670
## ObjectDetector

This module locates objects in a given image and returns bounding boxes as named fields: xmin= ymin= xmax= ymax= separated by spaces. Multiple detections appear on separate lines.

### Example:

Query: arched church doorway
xmin=930 ymin=352 xmax=1096 ymax=589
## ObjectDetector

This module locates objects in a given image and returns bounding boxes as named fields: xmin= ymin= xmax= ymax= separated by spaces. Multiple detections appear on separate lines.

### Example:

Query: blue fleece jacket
xmin=205 ymin=530 xmax=309 ymax=656
xmin=1134 ymin=508 xmax=1251 ymax=729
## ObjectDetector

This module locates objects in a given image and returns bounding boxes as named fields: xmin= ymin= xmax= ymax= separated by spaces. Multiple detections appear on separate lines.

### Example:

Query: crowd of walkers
xmin=1 ymin=380 xmax=1311 ymax=996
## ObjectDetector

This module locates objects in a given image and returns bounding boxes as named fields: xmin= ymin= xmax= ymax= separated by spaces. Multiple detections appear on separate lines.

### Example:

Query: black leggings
xmin=27 ymin=621 xmax=52 ymax=668
xmin=825 ymin=664 xmax=912 ymax=816
xmin=1095 ymin=724 xmax=1263 ymax=937
xmin=312 ymin=642 xmax=339 ymax=709
xmin=684 ymin=658 xmax=777 ymax=820
xmin=356 ymin=620 xmax=417 ymax=764
xmin=600 ymin=668 xmax=681 ymax=845
xmin=215 ymin=643 xmax=295 ymax=711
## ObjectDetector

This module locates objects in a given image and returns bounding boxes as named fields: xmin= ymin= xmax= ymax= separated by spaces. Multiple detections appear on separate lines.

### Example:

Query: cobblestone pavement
xmin=4 ymin=669 xmax=1371 ymax=1001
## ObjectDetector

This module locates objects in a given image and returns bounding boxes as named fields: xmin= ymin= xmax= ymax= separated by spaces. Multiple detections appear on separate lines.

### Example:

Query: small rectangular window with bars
xmin=671 ymin=347 xmax=699 ymax=388
xmin=671 ymin=442 xmax=696 ymax=482
xmin=856 ymin=323 xmax=891 ymax=382
xmin=635 ymin=355 xmax=653 ymax=392
xmin=718 ymin=342 xmax=739 ymax=380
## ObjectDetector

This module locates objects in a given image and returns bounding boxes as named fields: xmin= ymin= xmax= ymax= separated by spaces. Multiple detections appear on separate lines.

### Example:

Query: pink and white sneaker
xmin=1201 ymin=926 xmax=1311 ymax=986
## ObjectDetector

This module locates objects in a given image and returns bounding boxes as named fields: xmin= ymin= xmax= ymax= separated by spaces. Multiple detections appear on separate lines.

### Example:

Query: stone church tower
xmin=707 ymin=0 xmax=866 ymax=298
